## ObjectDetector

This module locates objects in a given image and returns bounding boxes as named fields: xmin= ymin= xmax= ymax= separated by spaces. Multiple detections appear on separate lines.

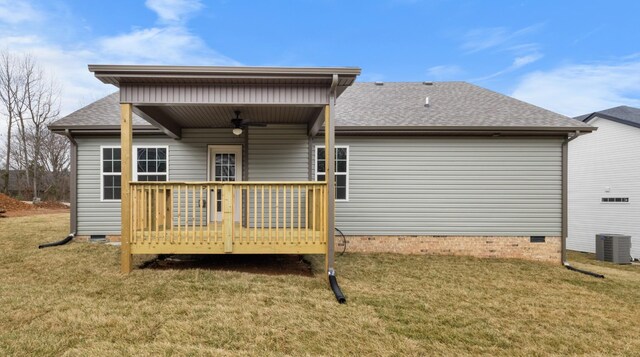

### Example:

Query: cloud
xmin=459 ymin=24 xmax=544 ymax=82
xmin=512 ymin=53 xmax=543 ymax=69
xmin=426 ymin=64 xmax=464 ymax=80
xmin=0 ymin=0 xmax=42 ymax=24
xmin=145 ymin=0 xmax=203 ymax=24
xmin=472 ymin=52 xmax=543 ymax=82
xmin=461 ymin=24 xmax=542 ymax=54
xmin=0 ymin=0 xmax=239 ymax=117
xmin=511 ymin=59 xmax=640 ymax=117
xmin=99 ymin=27 xmax=238 ymax=65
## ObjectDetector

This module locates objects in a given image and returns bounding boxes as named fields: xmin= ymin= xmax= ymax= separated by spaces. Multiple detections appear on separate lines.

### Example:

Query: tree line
xmin=0 ymin=51 xmax=69 ymax=202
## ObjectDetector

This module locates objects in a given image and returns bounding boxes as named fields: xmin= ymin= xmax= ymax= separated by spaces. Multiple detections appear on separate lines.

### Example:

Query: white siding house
xmin=568 ymin=106 xmax=640 ymax=260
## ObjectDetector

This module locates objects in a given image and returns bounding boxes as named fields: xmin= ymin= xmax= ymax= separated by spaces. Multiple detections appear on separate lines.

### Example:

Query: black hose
xmin=563 ymin=262 xmax=605 ymax=279
xmin=329 ymin=273 xmax=346 ymax=304
xmin=335 ymin=227 xmax=346 ymax=256
xmin=38 ymin=234 xmax=74 ymax=249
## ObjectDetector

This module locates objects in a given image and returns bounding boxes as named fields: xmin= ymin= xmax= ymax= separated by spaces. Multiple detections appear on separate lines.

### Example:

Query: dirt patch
xmin=141 ymin=254 xmax=314 ymax=277
xmin=0 ymin=193 xmax=33 ymax=212
xmin=34 ymin=201 xmax=69 ymax=210
xmin=0 ymin=193 xmax=69 ymax=217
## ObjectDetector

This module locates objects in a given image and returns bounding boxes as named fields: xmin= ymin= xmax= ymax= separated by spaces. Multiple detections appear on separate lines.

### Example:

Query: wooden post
xmin=120 ymin=103 xmax=133 ymax=273
xmin=325 ymin=96 xmax=336 ymax=274
xmin=223 ymin=185 xmax=233 ymax=253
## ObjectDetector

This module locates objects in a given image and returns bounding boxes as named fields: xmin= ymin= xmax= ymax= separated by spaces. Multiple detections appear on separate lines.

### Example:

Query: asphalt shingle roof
xmin=575 ymin=105 xmax=640 ymax=128
xmin=336 ymin=82 xmax=588 ymax=128
xmin=50 ymin=81 xmax=592 ymax=131
xmin=50 ymin=92 xmax=149 ymax=128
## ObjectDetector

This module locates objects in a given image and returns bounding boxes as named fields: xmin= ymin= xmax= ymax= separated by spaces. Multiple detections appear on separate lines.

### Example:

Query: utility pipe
xmin=39 ymin=233 xmax=74 ymax=249
xmin=562 ymin=131 xmax=604 ymax=278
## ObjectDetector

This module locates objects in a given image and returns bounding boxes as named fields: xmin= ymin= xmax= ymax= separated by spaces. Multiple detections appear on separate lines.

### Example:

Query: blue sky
xmin=1 ymin=0 xmax=639 ymax=117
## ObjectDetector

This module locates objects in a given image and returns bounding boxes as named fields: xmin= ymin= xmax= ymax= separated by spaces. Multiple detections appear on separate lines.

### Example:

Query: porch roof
xmin=81 ymin=65 xmax=362 ymax=138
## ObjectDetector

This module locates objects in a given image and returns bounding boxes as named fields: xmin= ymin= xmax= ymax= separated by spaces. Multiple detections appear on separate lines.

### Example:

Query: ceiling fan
xmin=230 ymin=110 xmax=266 ymax=135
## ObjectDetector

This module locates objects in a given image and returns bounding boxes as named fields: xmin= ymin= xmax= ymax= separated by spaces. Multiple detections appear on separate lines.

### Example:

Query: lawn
xmin=1 ymin=213 xmax=639 ymax=356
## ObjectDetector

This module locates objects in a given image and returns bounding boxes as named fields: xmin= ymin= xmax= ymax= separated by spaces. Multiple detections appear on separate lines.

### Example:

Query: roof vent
xmin=423 ymin=81 xmax=433 ymax=85
xmin=374 ymin=81 xmax=384 ymax=86
xmin=424 ymin=96 xmax=430 ymax=107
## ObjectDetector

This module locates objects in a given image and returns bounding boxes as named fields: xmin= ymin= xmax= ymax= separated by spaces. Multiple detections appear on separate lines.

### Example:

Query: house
xmin=568 ymin=106 xmax=640 ymax=260
xmin=48 ymin=65 xmax=594 ymax=274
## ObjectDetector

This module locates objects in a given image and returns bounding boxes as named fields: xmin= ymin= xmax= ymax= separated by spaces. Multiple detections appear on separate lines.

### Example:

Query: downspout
xmin=39 ymin=129 xmax=77 ymax=248
xmin=326 ymin=74 xmax=347 ymax=303
xmin=562 ymin=131 xmax=604 ymax=278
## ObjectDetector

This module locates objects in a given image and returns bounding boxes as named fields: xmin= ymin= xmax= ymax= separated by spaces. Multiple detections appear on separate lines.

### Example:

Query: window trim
xmin=100 ymin=145 xmax=122 ymax=202
xmin=132 ymin=145 xmax=170 ymax=182
xmin=315 ymin=145 xmax=349 ymax=202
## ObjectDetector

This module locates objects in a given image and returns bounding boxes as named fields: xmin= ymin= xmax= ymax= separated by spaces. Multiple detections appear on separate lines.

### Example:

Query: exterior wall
xmin=77 ymin=128 xmax=244 ymax=236
xmin=313 ymin=136 xmax=563 ymax=237
xmin=337 ymin=235 xmax=561 ymax=263
xmin=247 ymin=125 xmax=308 ymax=181
xmin=77 ymin=130 xmax=565 ymax=262
xmin=568 ymin=117 xmax=640 ymax=259
xmin=76 ymin=125 xmax=309 ymax=236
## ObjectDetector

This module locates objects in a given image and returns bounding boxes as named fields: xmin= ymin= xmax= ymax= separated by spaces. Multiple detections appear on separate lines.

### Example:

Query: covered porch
xmin=88 ymin=65 xmax=360 ymax=274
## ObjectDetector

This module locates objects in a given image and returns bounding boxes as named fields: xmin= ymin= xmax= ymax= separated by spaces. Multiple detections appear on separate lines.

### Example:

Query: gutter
xmin=561 ymin=130 xmax=605 ymax=278
xmin=334 ymin=125 xmax=596 ymax=133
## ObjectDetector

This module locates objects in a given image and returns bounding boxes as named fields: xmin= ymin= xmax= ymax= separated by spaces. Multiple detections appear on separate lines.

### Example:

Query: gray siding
xmin=247 ymin=125 xmax=309 ymax=227
xmin=121 ymin=85 xmax=328 ymax=105
xmin=76 ymin=129 xmax=244 ymax=235
xmin=313 ymin=136 xmax=563 ymax=236
xmin=77 ymin=130 xmax=562 ymax=237
xmin=248 ymin=125 xmax=308 ymax=181
xmin=77 ymin=126 xmax=308 ymax=235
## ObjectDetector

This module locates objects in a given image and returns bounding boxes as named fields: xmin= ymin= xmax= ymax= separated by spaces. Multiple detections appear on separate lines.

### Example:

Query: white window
xmin=133 ymin=146 xmax=169 ymax=182
xmin=100 ymin=146 xmax=169 ymax=201
xmin=101 ymin=146 xmax=121 ymax=201
xmin=315 ymin=146 xmax=348 ymax=201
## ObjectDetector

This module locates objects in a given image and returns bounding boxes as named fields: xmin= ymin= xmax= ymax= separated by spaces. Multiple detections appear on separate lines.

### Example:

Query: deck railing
xmin=128 ymin=181 xmax=327 ymax=254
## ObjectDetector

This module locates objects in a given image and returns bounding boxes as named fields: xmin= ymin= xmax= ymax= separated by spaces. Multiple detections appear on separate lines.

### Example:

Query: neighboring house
xmin=568 ymin=106 xmax=640 ymax=260
xmin=48 ymin=65 xmax=593 ymax=273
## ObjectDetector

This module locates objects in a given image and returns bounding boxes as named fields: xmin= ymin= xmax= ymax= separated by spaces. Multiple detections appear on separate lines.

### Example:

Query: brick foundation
xmin=336 ymin=235 xmax=561 ymax=263
xmin=74 ymin=234 xmax=561 ymax=263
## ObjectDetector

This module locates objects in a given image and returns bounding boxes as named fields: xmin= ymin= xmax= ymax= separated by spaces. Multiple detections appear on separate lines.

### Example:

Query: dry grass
xmin=1 ymin=213 xmax=639 ymax=356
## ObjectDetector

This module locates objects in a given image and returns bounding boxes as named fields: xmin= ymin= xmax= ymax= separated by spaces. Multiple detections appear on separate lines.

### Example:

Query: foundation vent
xmin=90 ymin=234 xmax=107 ymax=243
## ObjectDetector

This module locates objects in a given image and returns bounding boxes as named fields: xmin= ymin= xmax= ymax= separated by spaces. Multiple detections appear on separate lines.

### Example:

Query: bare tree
xmin=40 ymin=129 xmax=70 ymax=200
xmin=0 ymin=51 xmax=18 ymax=194
xmin=0 ymin=52 xmax=64 ymax=201
xmin=12 ymin=55 xmax=60 ymax=201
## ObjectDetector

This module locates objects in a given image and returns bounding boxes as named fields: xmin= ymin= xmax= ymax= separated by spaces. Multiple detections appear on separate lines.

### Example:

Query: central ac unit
xmin=595 ymin=234 xmax=632 ymax=264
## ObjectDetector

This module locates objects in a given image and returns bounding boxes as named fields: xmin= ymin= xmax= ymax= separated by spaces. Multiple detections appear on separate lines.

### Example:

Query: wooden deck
xmin=129 ymin=182 xmax=328 ymax=255
xmin=131 ymin=223 xmax=326 ymax=254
